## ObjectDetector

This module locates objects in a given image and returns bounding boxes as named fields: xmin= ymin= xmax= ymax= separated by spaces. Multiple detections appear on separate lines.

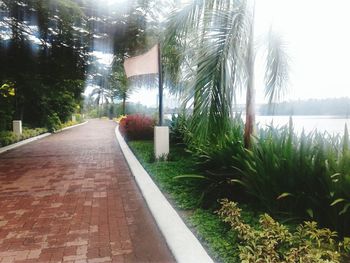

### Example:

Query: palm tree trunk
xmin=122 ymin=96 xmax=126 ymax=115
xmin=244 ymin=0 xmax=256 ymax=148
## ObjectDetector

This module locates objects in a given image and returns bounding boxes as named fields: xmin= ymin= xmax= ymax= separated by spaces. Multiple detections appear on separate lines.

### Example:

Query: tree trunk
xmin=122 ymin=97 xmax=126 ymax=115
xmin=244 ymin=1 xmax=256 ymax=148
xmin=244 ymin=78 xmax=255 ymax=148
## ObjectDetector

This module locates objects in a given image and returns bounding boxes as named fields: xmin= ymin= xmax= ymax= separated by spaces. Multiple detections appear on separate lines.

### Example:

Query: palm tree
xmin=109 ymin=71 xmax=129 ymax=115
xmin=89 ymin=74 xmax=113 ymax=117
xmin=164 ymin=0 xmax=288 ymax=147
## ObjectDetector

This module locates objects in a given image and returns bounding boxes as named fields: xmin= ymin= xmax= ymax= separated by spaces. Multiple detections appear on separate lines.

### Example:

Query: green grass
xmin=128 ymin=141 xmax=200 ymax=209
xmin=128 ymin=140 xmax=260 ymax=262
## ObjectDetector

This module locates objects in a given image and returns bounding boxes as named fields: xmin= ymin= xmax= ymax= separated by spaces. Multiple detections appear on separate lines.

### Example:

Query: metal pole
xmin=158 ymin=43 xmax=164 ymax=126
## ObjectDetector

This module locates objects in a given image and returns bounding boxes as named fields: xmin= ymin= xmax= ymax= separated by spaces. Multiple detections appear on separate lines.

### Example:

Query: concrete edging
xmin=115 ymin=126 xmax=213 ymax=263
xmin=59 ymin=120 xmax=88 ymax=131
xmin=0 ymin=121 xmax=89 ymax=154
xmin=0 ymin=133 xmax=51 ymax=154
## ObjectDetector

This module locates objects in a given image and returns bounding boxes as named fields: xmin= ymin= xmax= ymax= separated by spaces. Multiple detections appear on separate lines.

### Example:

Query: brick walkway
xmin=0 ymin=120 xmax=175 ymax=263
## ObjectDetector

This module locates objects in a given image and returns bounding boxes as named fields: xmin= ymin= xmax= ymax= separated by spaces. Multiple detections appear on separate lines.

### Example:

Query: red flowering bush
xmin=119 ymin=114 xmax=155 ymax=140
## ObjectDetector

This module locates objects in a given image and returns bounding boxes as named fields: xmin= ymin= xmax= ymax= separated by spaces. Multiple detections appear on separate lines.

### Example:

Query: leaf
xmin=229 ymin=179 xmax=248 ymax=188
xmin=306 ymin=208 xmax=314 ymax=218
xmin=330 ymin=173 xmax=341 ymax=179
xmin=339 ymin=203 xmax=350 ymax=215
xmin=277 ymin=192 xmax=293 ymax=200
xmin=174 ymin=174 xmax=207 ymax=180
xmin=330 ymin=198 xmax=346 ymax=206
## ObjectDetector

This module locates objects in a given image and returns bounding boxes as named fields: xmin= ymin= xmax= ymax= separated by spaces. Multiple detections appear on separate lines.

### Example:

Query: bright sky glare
xmin=255 ymin=0 xmax=350 ymax=103
xmin=90 ymin=0 xmax=350 ymax=107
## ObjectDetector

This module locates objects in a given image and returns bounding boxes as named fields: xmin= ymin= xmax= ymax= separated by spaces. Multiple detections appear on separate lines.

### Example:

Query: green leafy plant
xmin=218 ymin=199 xmax=347 ymax=263
xmin=168 ymin=113 xmax=188 ymax=144
xmin=178 ymin=118 xmax=350 ymax=236
xmin=45 ymin=113 xmax=62 ymax=132
xmin=0 ymin=127 xmax=47 ymax=147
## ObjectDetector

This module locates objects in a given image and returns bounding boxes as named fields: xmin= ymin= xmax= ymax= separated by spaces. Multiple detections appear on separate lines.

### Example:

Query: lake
xmin=255 ymin=115 xmax=350 ymax=135
xmin=164 ymin=114 xmax=350 ymax=135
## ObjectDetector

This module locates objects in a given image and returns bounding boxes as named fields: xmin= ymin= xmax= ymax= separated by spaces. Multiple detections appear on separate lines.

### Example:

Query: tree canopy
xmin=0 ymin=0 xmax=163 ymax=129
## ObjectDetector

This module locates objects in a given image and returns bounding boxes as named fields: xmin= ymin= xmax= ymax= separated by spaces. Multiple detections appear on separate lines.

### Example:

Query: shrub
xmin=178 ymin=118 xmax=350 ymax=236
xmin=119 ymin=114 xmax=155 ymax=140
xmin=218 ymin=199 xmax=348 ymax=263
xmin=168 ymin=113 xmax=188 ymax=144
xmin=46 ymin=113 xmax=62 ymax=132
xmin=0 ymin=127 xmax=47 ymax=147
xmin=175 ymin=116 xmax=247 ymax=207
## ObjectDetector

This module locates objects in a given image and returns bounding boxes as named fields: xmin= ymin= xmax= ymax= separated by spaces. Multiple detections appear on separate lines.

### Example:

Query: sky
xmin=254 ymin=0 xmax=350 ymax=103
xmin=88 ymin=0 xmax=350 ymax=107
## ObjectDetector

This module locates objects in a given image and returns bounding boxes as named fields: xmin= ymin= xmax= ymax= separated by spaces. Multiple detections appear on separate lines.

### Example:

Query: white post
xmin=13 ymin=120 xmax=22 ymax=135
xmin=72 ymin=115 xmax=76 ymax=122
xmin=154 ymin=126 xmax=169 ymax=160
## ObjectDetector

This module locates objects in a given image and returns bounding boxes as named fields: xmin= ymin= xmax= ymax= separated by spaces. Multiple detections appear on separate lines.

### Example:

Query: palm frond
xmin=264 ymin=29 xmax=289 ymax=104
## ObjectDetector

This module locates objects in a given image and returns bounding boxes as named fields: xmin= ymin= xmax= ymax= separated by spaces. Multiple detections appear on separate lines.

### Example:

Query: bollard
xmin=13 ymin=120 xmax=22 ymax=135
xmin=154 ymin=126 xmax=169 ymax=160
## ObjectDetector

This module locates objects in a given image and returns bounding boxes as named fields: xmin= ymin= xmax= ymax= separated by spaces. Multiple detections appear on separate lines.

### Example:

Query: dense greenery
xmin=0 ymin=0 xmax=88 ymax=128
xmin=0 ymin=0 xmax=165 ymax=130
xmin=128 ymin=139 xmax=349 ymax=262
xmin=175 ymin=114 xmax=350 ymax=237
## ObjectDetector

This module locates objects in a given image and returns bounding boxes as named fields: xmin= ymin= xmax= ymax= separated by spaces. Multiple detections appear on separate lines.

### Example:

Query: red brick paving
xmin=0 ymin=120 xmax=175 ymax=263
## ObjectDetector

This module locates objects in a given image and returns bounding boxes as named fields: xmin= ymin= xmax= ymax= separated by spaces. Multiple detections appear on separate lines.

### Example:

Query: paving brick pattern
xmin=0 ymin=120 xmax=175 ymax=263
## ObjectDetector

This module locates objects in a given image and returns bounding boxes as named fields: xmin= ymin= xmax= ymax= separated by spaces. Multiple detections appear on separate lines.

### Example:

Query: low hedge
xmin=0 ymin=128 xmax=48 ymax=147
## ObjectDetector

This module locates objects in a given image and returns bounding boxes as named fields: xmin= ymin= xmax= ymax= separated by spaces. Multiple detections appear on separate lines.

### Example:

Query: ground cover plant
xmin=218 ymin=199 xmax=350 ymax=263
xmin=0 ymin=128 xmax=48 ymax=147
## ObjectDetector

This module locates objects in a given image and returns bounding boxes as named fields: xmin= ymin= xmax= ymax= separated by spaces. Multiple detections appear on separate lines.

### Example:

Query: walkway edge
xmin=0 ymin=121 xmax=88 ymax=154
xmin=60 ymin=121 xmax=88 ymax=131
xmin=115 ymin=127 xmax=214 ymax=263
xmin=0 ymin=133 xmax=51 ymax=154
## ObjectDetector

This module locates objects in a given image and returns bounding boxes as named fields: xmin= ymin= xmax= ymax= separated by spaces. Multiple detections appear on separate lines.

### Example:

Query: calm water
xmin=256 ymin=115 xmax=350 ymax=135
xmin=165 ymin=114 xmax=350 ymax=135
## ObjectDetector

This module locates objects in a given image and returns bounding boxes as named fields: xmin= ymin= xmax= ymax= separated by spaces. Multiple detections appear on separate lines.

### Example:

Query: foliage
xmin=176 ymin=116 xmax=247 ymax=207
xmin=178 ymin=117 xmax=350 ymax=236
xmin=218 ymin=199 xmax=348 ymax=263
xmin=119 ymin=114 xmax=155 ymax=141
xmin=129 ymin=140 xmax=242 ymax=262
xmin=128 ymin=140 xmax=200 ymax=209
xmin=164 ymin=0 xmax=289 ymax=147
xmin=0 ymin=82 xmax=16 ymax=130
xmin=128 ymin=140 xmax=350 ymax=262
xmin=46 ymin=113 xmax=62 ymax=132
xmin=0 ymin=0 xmax=160 ymax=130
xmin=0 ymin=127 xmax=47 ymax=147
xmin=189 ymin=208 xmax=258 ymax=263
xmin=168 ymin=113 xmax=188 ymax=144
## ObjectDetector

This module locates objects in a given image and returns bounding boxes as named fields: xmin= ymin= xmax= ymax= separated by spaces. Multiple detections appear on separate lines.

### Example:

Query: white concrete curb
xmin=115 ymin=127 xmax=213 ymax=263
xmin=0 ymin=121 xmax=89 ymax=154
xmin=0 ymin=133 xmax=51 ymax=154
xmin=59 ymin=120 xmax=88 ymax=131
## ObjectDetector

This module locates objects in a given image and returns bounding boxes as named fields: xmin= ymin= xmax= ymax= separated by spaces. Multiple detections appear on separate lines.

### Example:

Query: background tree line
xmin=259 ymin=97 xmax=350 ymax=116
